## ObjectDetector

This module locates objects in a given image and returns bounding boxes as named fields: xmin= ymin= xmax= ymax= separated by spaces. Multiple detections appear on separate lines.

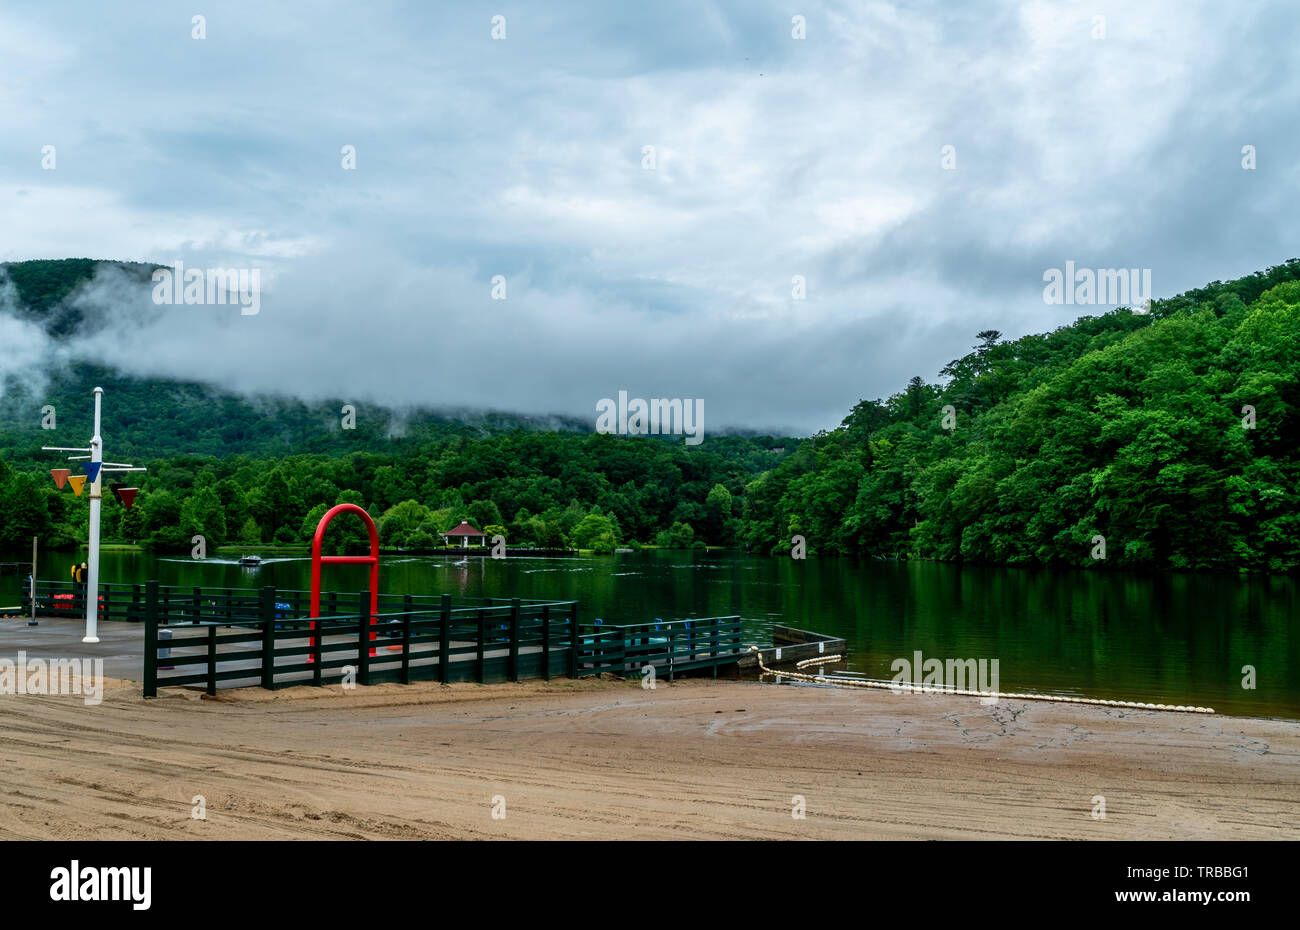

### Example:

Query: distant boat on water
xmin=239 ymin=555 xmax=263 ymax=567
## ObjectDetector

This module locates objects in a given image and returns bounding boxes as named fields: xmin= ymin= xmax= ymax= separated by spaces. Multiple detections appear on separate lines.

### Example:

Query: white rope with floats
xmin=796 ymin=654 xmax=843 ymax=669
xmin=752 ymin=647 xmax=1215 ymax=714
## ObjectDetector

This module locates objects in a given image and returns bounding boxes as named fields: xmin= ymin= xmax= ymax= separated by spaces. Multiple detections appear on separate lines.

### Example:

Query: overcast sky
xmin=2 ymin=1 xmax=1297 ymax=435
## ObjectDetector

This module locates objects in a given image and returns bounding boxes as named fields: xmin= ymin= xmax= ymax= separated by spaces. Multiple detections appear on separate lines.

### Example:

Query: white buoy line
xmin=753 ymin=647 xmax=1215 ymax=714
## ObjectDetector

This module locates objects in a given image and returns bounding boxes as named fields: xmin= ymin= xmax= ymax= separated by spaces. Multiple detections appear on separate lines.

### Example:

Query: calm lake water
xmin=2 ymin=548 xmax=1296 ymax=719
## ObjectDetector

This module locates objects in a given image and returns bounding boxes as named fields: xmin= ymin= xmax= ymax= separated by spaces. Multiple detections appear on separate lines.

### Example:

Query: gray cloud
xmin=2 ymin=0 xmax=1297 ymax=435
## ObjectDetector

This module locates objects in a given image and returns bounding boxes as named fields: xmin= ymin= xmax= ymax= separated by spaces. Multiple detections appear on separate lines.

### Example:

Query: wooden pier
xmin=20 ymin=580 xmax=840 ymax=697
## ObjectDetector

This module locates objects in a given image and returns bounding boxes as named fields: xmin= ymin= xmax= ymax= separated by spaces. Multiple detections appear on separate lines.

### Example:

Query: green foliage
xmin=654 ymin=521 xmax=695 ymax=549
xmin=4 ymin=257 xmax=1300 ymax=571
xmin=237 ymin=517 xmax=262 ymax=546
xmin=570 ymin=512 xmax=620 ymax=552
xmin=742 ymin=266 xmax=1300 ymax=571
xmin=0 ymin=425 xmax=787 ymax=552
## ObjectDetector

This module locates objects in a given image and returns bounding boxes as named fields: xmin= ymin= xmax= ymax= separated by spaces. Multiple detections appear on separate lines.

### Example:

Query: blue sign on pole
xmin=84 ymin=462 xmax=102 ymax=483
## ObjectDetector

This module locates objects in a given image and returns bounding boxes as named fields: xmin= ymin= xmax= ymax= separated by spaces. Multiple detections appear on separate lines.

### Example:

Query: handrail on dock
xmin=65 ymin=579 xmax=750 ymax=697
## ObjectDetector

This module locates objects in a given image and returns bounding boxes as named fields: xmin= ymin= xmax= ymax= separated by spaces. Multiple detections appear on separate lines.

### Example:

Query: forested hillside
xmin=2 ymin=258 xmax=1298 ymax=569
xmin=742 ymin=260 xmax=1300 ymax=571
xmin=0 ymin=434 xmax=787 ymax=553
xmin=0 ymin=259 xmax=794 ymax=552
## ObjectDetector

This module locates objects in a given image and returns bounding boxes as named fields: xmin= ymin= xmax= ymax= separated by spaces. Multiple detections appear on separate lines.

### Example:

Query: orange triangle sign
xmin=51 ymin=469 xmax=71 ymax=490
xmin=68 ymin=475 xmax=86 ymax=496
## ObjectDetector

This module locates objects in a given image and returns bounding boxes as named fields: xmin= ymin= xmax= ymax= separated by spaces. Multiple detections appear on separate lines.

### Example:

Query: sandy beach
xmin=1 ymin=675 xmax=1297 ymax=840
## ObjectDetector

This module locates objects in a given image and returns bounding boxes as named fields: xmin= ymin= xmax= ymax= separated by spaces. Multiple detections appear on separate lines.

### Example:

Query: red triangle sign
xmin=118 ymin=488 xmax=139 ymax=510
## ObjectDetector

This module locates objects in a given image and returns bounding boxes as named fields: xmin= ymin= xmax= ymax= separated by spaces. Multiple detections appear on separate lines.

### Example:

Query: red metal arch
xmin=310 ymin=503 xmax=380 ymax=659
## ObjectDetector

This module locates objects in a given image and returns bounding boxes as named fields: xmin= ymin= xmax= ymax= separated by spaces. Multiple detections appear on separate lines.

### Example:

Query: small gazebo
xmin=442 ymin=520 xmax=486 ymax=548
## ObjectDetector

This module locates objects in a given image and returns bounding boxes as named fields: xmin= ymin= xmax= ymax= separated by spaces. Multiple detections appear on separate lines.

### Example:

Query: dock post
xmin=508 ymin=598 xmax=520 ymax=682
xmin=401 ymin=612 xmax=411 ymax=684
xmin=357 ymin=590 xmax=371 ymax=686
xmin=568 ymin=604 xmax=580 ymax=679
xmin=312 ymin=605 xmax=323 ymax=686
xmin=711 ymin=618 xmax=720 ymax=678
xmin=475 ymin=609 xmax=487 ymax=682
xmin=142 ymin=580 xmax=159 ymax=698
xmin=541 ymin=606 xmax=551 ymax=681
xmin=439 ymin=594 xmax=451 ymax=683
xmin=260 ymin=586 xmax=276 ymax=690
xmin=206 ymin=625 xmax=217 ymax=696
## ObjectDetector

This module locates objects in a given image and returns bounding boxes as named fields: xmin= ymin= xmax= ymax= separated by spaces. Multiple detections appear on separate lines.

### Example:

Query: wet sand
xmin=1 ymin=676 xmax=1297 ymax=840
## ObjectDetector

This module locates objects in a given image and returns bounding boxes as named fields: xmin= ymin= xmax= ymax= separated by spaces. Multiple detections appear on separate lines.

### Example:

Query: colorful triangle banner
xmin=108 ymin=481 xmax=140 ymax=509
xmin=68 ymin=475 xmax=86 ymax=496
xmin=84 ymin=462 xmax=102 ymax=483
xmin=51 ymin=469 xmax=70 ymax=490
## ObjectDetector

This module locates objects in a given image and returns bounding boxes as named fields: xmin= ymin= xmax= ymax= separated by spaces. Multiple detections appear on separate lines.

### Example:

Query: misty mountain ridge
xmin=0 ymin=259 xmax=785 ymax=460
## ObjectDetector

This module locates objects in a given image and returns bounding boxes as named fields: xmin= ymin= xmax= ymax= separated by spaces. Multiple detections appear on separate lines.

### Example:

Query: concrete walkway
xmin=0 ymin=613 xmax=145 ymax=681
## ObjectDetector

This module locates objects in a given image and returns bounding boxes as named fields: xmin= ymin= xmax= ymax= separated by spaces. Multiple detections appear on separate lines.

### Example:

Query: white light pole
xmin=29 ymin=535 xmax=38 ymax=627
xmin=85 ymin=387 xmax=103 ymax=643
xmin=43 ymin=387 xmax=146 ymax=644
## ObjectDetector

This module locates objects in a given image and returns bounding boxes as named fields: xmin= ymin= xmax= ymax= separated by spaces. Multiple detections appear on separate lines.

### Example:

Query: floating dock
xmin=737 ymin=624 xmax=847 ymax=673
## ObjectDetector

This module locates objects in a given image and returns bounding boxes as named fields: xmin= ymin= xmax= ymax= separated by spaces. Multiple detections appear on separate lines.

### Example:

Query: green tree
xmin=180 ymin=486 xmax=227 ymax=545
xmin=703 ymin=483 xmax=734 ymax=545
xmin=654 ymin=521 xmax=695 ymax=549
xmin=238 ymin=517 xmax=262 ymax=546
xmin=570 ymin=513 xmax=620 ymax=552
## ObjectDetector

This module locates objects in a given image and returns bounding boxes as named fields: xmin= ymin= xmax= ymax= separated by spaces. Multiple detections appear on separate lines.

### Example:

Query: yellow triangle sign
xmin=68 ymin=475 xmax=86 ymax=497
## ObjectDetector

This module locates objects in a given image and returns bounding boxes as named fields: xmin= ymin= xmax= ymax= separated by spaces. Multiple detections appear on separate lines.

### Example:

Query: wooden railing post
xmin=476 ymin=609 xmax=486 ymax=683
xmin=357 ymin=590 xmax=371 ymax=686
xmin=541 ymin=606 xmax=551 ymax=681
xmin=312 ymin=608 xmax=323 ymax=686
xmin=711 ymin=618 xmax=720 ymax=678
xmin=508 ymin=598 xmax=520 ymax=682
xmin=142 ymin=581 xmax=159 ymax=698
xmin=260 ymin=586 xmax=276 ymax=690
xmin=613 ymin=627 xmax=626 ymax=676
xmin=206 ymin=625 xmax=217 ymax=696
xmin=439 ymin=594 xmax=451 ymax=683
xmin=568 ymin=604 xmax=581 ymax=678
xmin=400 ymin=613 xmax=411 ymax=683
